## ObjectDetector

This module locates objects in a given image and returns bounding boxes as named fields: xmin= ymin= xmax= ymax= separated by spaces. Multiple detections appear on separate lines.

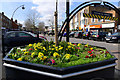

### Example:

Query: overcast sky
xmin=0 ymin=0 xmax=119 ymax=26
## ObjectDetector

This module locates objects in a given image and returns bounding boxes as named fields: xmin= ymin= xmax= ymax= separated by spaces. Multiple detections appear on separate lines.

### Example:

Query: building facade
xmin=1 ymin=12 xmax=20 ymax=30
xmin=70 ymin=5 xmax=120 ymax=33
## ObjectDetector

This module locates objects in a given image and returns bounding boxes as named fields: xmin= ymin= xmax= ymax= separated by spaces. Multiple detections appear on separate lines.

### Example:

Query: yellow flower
xmin=66 ymin=48 xmax=68 ymax=50
xmin=85 ymin=43 xmax=89 ymax=47
xmin=65 ymin=54 xmax=70 ymax=59
xmin=40 ymin=56 xmax=47 ymax=61
xmin=52 ymin=48 xmax=54 ymax=50
xmin=68 ymin=46 xmax=71 ymax=48
xmin=66 ymin=56 xmax=70 ymax=59
xmin=53 ymin=52 xmax=60 ymax=57
xmin=56 ymin=49 xmax=58 ymax=51
xmin=28 ymin=44 xmax=32 ymax=47
xmin=59 ymin=47 xmax=63 ymax=50
xmin=24 ymin=52 xmax=29 ymax=55
xmin=65 ymin=54 xmax=70 ymax=57
xmin=31 ymin=52 xmax=35 ymax=58
xmin=90 ymin=48 xmax=93 ymax=50
xmin=53 ymin=45 xmax=55 ymax=47
xmin=43 ymin=47 xmax=46 ymax=50
xmin=38 ymin=52 xmax=44 ymax=58
xmin=17 ymin=58 xmax=22 ymax=61
xmin=77 ymin=43 xmax=81 ymax=46
xmin=22 ymin=49 xmax=26 ymax=52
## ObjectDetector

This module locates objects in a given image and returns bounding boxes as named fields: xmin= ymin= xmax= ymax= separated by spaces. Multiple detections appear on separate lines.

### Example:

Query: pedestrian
xmin=108 ymin=31 xmax=111 ymax=36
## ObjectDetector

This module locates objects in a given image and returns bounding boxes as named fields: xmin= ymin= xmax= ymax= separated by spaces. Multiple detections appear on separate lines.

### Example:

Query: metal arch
xmin=59 ymin=3 xmax=95 ymax=41
xmin=58 ymin=0 xmax=120 ymax=41
xmin=103 ymin=1 xmax=120 ymax=15
xmin=58 ymin=1 xmax=90 ymax=36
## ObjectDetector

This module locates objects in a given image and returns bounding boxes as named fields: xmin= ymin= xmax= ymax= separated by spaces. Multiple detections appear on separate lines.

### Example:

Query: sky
xmin=0 ymin=0 xmax=120 ymax=26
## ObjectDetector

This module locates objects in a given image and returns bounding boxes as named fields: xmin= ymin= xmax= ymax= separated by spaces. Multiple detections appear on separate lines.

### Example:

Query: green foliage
xmin=8 ymin=41 xmax=114 ymax=68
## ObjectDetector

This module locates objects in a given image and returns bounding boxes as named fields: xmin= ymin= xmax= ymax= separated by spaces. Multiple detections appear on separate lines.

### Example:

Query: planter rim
xmin=3 ymin=62 xmax=116 ymax=78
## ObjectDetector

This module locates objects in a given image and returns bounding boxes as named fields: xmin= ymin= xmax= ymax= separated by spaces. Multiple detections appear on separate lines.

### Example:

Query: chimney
xmin=11 ymin=18 xmax=13 ymax=21
xmin=15 ymin=20 xmax=17 ymax=23
xmin=2 ymin=12 xmax=4 ymax=15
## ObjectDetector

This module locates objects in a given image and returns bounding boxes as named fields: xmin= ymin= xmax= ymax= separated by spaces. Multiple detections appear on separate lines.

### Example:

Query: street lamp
xmin=11 ymin=5 xmax=25 ymax=19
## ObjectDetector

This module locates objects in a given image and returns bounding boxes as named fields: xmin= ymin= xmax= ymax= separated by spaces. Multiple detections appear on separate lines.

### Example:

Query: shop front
xmin=101 ymin=23 xmax=115 ymax=33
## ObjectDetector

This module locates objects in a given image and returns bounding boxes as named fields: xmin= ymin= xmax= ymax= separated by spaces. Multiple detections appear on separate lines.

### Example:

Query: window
xmin=98 ymin=19 xmax=100 ymax=22
xmin=92 ymin=18 xmax=95 ymax=22
xmin=7 ymin=33 xmax=15 ymax=38
xmin=18 ymin=32 xmax=32 ymax=37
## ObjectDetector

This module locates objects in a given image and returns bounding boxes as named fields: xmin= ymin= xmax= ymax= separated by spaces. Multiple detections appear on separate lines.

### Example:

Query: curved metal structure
xmin=58 ymin=0 xmax=120 ymax=41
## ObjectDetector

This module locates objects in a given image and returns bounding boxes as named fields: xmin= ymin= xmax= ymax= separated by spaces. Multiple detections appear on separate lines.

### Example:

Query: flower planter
xmin=3 ymin=42 xmax=117 ymax=80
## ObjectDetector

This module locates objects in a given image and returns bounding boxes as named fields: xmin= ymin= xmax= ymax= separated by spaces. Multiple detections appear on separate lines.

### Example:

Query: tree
xmin=24 ymin=11 xmax=40 ymax=31
xmin=48 ymin=16 xmax=54 ymax=31
xmin=37 ymin=22 xmax=45 ymax=31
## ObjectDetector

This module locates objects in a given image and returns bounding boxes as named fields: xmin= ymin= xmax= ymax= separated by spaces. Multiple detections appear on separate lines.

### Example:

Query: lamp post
xmin=66 ymin=0 xmax=69 ymax=42
xmin=11 ymin=5 xmax=25 ymax=19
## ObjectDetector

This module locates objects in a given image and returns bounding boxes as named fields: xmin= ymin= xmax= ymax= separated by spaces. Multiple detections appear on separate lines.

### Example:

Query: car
xmin=91 ymin=32 xmax=108 ymax=41
xmin=63 ymin=32 xmax=67 ymax=37
xmin=48 ymin=31 xmax=54 ymax=36
xmin=74 ymin=31 xmax=83 ymax=38
xmin=69 ymin=32 xmax=75 ymax=37
xmin=105 ymin=32 xmax=120 ymax=43
xmin=82 ymin=32 xmax=91 ymax=39
xmin=3 ymin=31 xmax=47 ymax=52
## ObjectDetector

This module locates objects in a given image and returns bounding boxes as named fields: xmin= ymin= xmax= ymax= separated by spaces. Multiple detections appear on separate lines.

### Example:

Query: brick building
xmin=1 ymin=12 xmax=19 ymax=30
xmin=70 ymin=5 xmax=120 ymax=33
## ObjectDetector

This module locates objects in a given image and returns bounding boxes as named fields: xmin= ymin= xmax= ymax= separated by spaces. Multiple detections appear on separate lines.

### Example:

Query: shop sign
xmin=102 ymin=23 xmax=114 ymax=28
xmin=118 ymin=25 xmax=120 ymax=30
xmin=90 ymin=25 xmax=101 ymax=28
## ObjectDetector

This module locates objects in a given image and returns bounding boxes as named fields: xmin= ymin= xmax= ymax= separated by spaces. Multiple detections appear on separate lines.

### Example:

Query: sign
xmin=118 ymin=25 xmax=120 ymax=30
xmin=83 ymin=13 xmax=118 ymax=21
xmin=92 ymin=11 xmax=112 ymax=17
xmin=102 ymin=23 xmax=115 ymax=28
xmin=90 ymin=25 xmax=101 ymax=28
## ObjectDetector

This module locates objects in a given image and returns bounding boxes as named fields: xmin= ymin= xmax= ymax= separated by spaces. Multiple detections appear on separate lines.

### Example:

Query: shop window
xmin=92 ymin=18 xmax=95 ymax=23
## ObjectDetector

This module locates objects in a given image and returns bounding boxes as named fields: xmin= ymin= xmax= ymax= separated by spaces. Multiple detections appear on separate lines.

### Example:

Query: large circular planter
xmin=3 ymin=46 xmax=117 ymax=80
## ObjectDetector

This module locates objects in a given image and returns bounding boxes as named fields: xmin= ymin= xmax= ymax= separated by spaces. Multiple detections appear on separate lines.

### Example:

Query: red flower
xmin=73 ymin=44 xmax=77 ymax=45
xmin=106 ymin=51 xmax=109 ymax=54
xmin=88 ymin=51 xmax=92 ymax=54
xmin=18 ymin=51 xmax=20 ymax=52
xmin=85 ymin=55 xmax=89 ymax=58
xmin=90 ymin=54 xmax=93 ymax=56
xmin=51 ymin=59 xmax=55 ymax=64
xmin=29 ymin=49 xmax=32 ymax=51
xmin=78 ymin=47 xmax=80 ymax=49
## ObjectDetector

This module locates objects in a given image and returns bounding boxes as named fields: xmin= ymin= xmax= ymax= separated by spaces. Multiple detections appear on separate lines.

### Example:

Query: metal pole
xmin=2 ymin=30 xmax=5 ymax=57
xmin=54 ymin=0 xmax=58 ymax=46
xmin=11 ymin=5 xmax=25 ymax=19
xmin=66 ymin=0 xmax=69 ymax=42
